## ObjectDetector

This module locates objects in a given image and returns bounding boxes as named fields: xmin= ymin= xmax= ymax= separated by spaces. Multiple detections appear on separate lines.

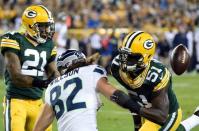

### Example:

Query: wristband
xmin=32 ymin=78 xmax=47 ymax=88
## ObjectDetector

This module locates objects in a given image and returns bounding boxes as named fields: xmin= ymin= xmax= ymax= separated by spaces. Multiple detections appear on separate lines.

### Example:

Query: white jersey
xmin=45 ymin=65 xmax=107 ymax=131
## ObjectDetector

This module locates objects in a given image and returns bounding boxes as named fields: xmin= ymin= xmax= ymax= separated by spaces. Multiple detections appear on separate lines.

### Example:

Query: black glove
xmin=111 ymin=90 xmax=141 ymax=114
xmin=123 ymin=98 xmax=141 ymax=114
xmin=32 ymin=73 xmax=56 ymax=88
xmin=32 ymin=78 xmax=49 ymax=88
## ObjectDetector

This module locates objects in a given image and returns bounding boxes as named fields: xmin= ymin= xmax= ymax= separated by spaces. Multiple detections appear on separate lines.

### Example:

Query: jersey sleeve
xmin=0 ymin=34 xmax=20 ymax=55
xmin=153 ymin=68 xmax=171 ymax=92
xmin=48 ymin=44 xmax=57 ymax=63
xmin=93 ymin=65 xmax=107 ymax=85
xmin=110 ymin=55 xmax=127 ymax=85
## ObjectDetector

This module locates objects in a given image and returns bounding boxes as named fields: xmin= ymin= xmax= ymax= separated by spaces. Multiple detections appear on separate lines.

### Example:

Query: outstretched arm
xmin=139 ymin=87 xmax=169 ymax=125
xmin=97 ymin=76 xmax=169 ymax=125
xmin=96 ymin=77 xmax=117 ymax=98
xmin=97 ymin=77 xmax=141 ymax=113
xmin=33 ymin=103 xmax=55 ymax=131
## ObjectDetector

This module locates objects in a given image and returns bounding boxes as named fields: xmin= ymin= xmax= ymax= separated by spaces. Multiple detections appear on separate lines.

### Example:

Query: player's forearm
xmin=33 ymin=121 xmax=51 ymax=131
xmin=11 ymin=73 xmax=50 ymax=88
xmin=139 ymin=107 xmax=168 ymax=125
xmin=33 ymin=104 xmax=55 ymax=131
xmin=11 ymin=73 xmax=33 ymax=87
xmin=97 ymin=77 xmax=117 ymax=98
xmin=97 ymin=78 xmax=141 ymax=113
xmin=100 ymin=84 xmax=117 ymax=99
xmin=139 ymin=86 xmax=169 ymax=125
xmin=46 ymin=66 xmax=59 ymax=78
xmin=45 ymin=61 xmax=60 ymax=78
xmin=33 ymin=125 xmax=46 ymax=131
xmin=34 ymin=120 xmax=52 ymax=131
xmin=5 ymin=52 xmax=33 ymax=87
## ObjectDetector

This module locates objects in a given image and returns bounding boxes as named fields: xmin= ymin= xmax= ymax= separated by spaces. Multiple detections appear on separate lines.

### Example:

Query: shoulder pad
xmin=147 ymin=64 xmax=171 ymax=92
xmin=150 ymin=59 xmax=167 ymax=71
xmin=0 ymin=32 xmax=20 ymax=50
xmin=2 ymin=32 xmax=20 ymax=38
xmin=92 ymin=65 xmax=107 ymax=75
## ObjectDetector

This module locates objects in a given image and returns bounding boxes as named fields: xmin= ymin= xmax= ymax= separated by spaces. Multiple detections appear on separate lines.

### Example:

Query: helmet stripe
xmin=124 ymin=32 xmax=135 ymax=48
xmin=38 ymin=5 xmax=51 ymax=19
xmin=60 ymin=51 xmax=76 ymax=61
xmin=125 ymin=31 xmax=144 ymax=48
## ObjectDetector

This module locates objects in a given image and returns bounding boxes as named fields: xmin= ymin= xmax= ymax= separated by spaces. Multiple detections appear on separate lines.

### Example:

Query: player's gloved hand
xmin=32 ymin=78 xmax=49 ymax=88
xmin=32 ymin=73 xmax=56 ymax=88
xmin=111 ymin=90 xmax=141 ymax=114
xmin=123 ymin=98 xmax=141 ymax=114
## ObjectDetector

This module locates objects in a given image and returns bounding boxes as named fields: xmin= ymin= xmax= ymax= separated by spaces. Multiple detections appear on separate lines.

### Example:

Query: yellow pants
xmin=3 ymin=98 xmax=52 ymax=131
xmin=139 ymin=108 xmax=182 ymax=131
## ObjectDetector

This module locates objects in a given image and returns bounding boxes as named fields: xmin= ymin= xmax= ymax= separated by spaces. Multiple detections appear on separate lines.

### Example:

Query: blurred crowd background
xmin=0 ymin=0 xmax=199 ymax=75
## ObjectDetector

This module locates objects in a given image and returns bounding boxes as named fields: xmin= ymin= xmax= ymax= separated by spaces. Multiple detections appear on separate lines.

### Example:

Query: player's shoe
xmin=194 ymin=106 xmax=199 ymax=116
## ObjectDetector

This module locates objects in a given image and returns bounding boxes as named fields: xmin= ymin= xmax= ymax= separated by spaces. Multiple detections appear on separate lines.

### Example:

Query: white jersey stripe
xmin=162 ymin=112 xmax=177 ymax=131
xmin=5 ymin=99 xmax=10 ymax=131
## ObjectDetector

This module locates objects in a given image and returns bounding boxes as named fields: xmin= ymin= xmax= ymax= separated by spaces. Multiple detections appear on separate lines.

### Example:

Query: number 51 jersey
xmin=111 ymin=55 xmax=179 ymax=114
xmin=45 ymin=65 xmax=107 ymax=131
xmin=0 ymin=32 xmax=57 ymax=99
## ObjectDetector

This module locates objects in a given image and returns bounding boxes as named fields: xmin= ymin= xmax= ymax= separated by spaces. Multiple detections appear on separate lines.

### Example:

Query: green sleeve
xmin=0 ymin=34 xmax=20 ymax=55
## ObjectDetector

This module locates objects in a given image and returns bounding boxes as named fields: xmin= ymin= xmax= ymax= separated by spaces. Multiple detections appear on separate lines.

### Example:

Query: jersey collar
xmin=119 ymin=62 xmax=150 ymax=89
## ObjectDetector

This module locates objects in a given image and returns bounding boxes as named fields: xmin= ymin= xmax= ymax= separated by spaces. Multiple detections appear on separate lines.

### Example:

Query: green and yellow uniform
xmin=111 ymin=56 xmax=182 ymax=131
xmin=0 ymin=32 xmax=56 ymax=131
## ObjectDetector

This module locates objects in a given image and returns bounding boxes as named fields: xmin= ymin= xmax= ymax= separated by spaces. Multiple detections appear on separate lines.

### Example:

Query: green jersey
xmin=0 ymin=32 xmax=57 ymax=99
xmin=111 ymin=56 xmax=179 ymax=114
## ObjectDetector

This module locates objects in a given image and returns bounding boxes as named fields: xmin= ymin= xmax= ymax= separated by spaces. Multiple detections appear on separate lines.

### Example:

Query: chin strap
xmin=26 ymin=33 xmax=46 ymax=44
xmin=26 ymin=33 xmax=36 ymax=41
xmin=36 ymin=36 xmax=46 ymax=43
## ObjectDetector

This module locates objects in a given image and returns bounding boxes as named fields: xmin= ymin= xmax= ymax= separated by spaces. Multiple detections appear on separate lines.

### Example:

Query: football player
xmin=0 ymin=5 xmax=60 ymax=131
xmin=111 ymin=31 xmax=199 ymax=131
xmin=33 ymin=49 xmax=148 ymax=131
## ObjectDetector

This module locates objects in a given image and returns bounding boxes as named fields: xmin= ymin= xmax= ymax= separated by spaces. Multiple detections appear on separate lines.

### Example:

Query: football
xmin=170 ymin=44 xmax=190 ymax=75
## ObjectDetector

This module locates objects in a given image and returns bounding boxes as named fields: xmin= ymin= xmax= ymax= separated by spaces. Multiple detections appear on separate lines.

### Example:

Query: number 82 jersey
xmin=0 ymin=32 xmax=57 ymax=99
xmin=44 ymin=65 xmax=107 ymax=131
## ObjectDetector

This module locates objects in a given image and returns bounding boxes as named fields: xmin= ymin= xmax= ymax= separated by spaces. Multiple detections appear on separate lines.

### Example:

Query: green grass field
xmin=0 ymin=74 xmax=199 ymax=131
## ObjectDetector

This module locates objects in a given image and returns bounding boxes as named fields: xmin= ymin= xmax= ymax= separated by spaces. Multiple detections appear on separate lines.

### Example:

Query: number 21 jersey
xmin=0 ymin=32 xmax=57 ymax=99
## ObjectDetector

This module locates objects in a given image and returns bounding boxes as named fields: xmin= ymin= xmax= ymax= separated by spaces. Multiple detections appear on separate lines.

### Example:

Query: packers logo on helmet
xmin=144 ymin=39 xmax=154 ymax=49
xmin=119 ymin=31 xmax=156 ymax=72
xmin=25 ymin=10 xmax=37 ymax=18
xmin=22 ymin=5 xmax=55 ymax=43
